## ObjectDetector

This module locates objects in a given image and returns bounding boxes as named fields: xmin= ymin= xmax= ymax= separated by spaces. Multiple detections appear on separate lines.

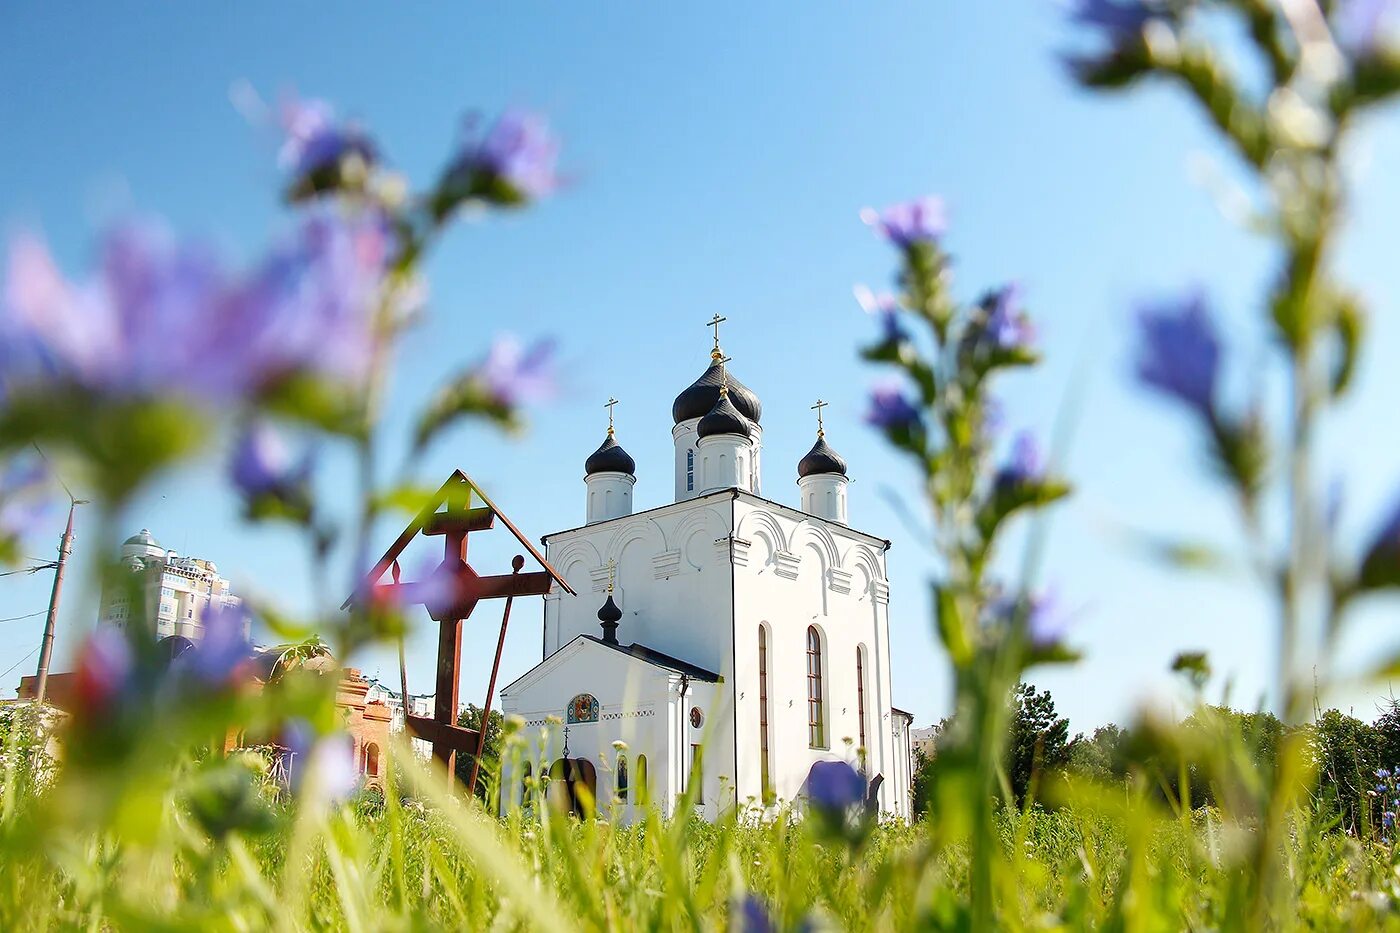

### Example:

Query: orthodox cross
xmin=348 ymin=470 xmax=573 ymax=790
xmin=706 ymin=314 xmax=727 ymax=359
xmin=606 ymin=558 xmax=616 ymax=592
xmin=604 ymin=397 xmax=619 ymax=437
xmin=811 ymin=399 xmax=828 ymax=437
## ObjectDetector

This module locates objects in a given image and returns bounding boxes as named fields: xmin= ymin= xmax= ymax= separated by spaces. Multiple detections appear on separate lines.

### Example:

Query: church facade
xmin=500 ymin=332 xmax=914 ymax=820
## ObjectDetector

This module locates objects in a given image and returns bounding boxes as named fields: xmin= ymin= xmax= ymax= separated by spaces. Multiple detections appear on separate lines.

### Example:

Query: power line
xmin=0 ymin=645 xmax=39 ymax=686
xmin=0 ymin=563 xmax=58 ymax=578
xmin=0 ymin=610 xmax=48 ymax=624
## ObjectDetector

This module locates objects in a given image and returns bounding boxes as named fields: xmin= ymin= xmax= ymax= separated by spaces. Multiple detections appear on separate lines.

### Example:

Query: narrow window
xmin=686 ymin=449 xmax=694 ymax=492
xmin=759 ymin=626 xmax=772 ymax=798
xmin=856 ymin=646 xmax=868 ymax=771
xmin=364 ymin=743 xmax=380 ymax=777
xmin=616 ymin=754 xmax=629 ymax=801
xmin=807 ymin=626 xmax=825 ymax=748
xmin=690 ymin=743 xmax=704 ymax=790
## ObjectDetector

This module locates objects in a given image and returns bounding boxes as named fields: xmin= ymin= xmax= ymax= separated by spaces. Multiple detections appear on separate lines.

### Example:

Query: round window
xmin=689 ymin=706 xmax=704 ymax=728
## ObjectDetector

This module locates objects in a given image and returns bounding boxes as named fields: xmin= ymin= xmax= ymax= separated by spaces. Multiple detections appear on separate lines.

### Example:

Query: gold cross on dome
xmin=604 ymin=397 xmax=619 ymax=436
xmin=606 ymin=558 xmax=616 ymax=592
xmin=706 ymin=314 xmax=727 ymax=359
xmin=811 ymin=399 xmax=828 ymax=437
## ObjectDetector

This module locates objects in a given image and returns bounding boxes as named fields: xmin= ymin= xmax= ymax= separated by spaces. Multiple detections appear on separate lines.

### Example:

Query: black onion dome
xmin=697 ymin=392 xmax=752 ymax=439
xmin=672 ymin=361 xmax=762 ymax=425
xmin=585 ymin=433 xmax=636 ymax=475
xmin=797 ymin=435 xmax=848 ymax=478
xmin=597 ymin=593 xmax=623 ymax=625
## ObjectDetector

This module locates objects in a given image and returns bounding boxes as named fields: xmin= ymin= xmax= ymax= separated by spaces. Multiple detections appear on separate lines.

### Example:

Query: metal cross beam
xmin=350 ymin=470 xmax=572 ymax=786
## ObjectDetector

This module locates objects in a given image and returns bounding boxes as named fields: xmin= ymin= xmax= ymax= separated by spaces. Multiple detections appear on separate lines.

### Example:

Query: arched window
xmin=364 ymin=743 xmax=380 ymax=777
xmin=616 ymin=754 xmax=629 ymax=801
xmin=807 ymin=626 xmax=825 ymax=748
xmin=856 ymin=645 xmax=869 ymax=771
xmin=686 ymin=449 xmax=695 ymax=492
xmin=635 ymin=754 xmax=649 ymax=807
xmin=759 ymin=625 xmax=772 ymax=797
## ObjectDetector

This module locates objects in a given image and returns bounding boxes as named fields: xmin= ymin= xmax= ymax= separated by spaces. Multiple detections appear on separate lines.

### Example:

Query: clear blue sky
xmin=2 ymin=3 xmax=1398 ymax=732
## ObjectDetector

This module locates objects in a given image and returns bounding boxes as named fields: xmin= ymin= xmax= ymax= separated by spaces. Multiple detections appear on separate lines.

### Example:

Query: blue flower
xmin=1378 ymin=767 xmax=1392 ymax=779
xmin=469 ymin=335 xmax=558 ymax=408
xmin=854 ymin=285 xmax=908 ymax=344
xmin=863 ymin=382 xmax=922 ymax=432
xmin=806 ymin=759 xmax=867 ymax=814
xmin=1134 ymin=289 xmax=1221 ymax=417
xmin=1335 ymin=0 xmax=1397 ymax=54
xmin=991 ymin=589 xmax=1069 ymax=649
xmin=229 ymin=422 xmax=315 ymax=515
xmin=860 ymin=196 xmax=947 ymax=249
xmin=277 ymin=96 xmax=376 ymax=180
xmin=173 ymin=604 xmax=253 ymax=687
xmin=449 ymin=109 xmax=561 ymax=202
xmin=1360 ymin=493 xmax=1400 ymax=590
xmin=1066 ymin=0 xmax=1156 ymax=40
xmin=738 ymin=896 xmax=775 ymax=933
xmin=994 ymin=431 xmax=1046 ymax=491
xmin=980 ymin=283 xmax=1036 ymax=353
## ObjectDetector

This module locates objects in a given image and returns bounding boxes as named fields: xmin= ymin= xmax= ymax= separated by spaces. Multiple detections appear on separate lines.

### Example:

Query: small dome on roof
xmin=673 ymin=360 xmax=762 ymax=425
xmin=798 ymin=435 xmax=848 ymax=478
xmin=697 ymin=391 xmax=752 ymax=440
xmin=585 ymin=433 xmax=636 ymax=476
xmin=123 ymin=529 xmax=160 ymax=549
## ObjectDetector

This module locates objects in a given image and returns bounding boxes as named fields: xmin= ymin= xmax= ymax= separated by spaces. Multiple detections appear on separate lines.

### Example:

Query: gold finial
xmin=718 ymin=355 xmax=732 ymax=397
xmin=706 ymin=314 xmax=727 ymax=361
xmin=606 ymin=558 xmax=616 ymax=593
xmin=604 ymin=397 xmax=619 ymax=437
xmin=811 ymin=399 xmax=828 ymax=438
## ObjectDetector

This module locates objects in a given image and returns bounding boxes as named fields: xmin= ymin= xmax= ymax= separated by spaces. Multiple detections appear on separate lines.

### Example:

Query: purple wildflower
xmin=230 ymin=422 xmax=314 ymax=500
xmin=806 ymin=759 xmax=867 ymax=814
xmin=1067 ymin=0 xmax=1156 ymax=40
xmin=991 ymin=589 xmax=1069 ymax=649
xmin=0 ymin=210 xmax=391 ymax=404
xmin=864 ymin=382 xmax=922 ymax=432
xmin=73 ymin=625 xmax=134 ymax=716
xmin=854 ymin=284 xmax=908 ymax=344
xmin=860 ymin=196 xmax=947 ymax=249
xmin=1134 ymin=290 xmax=1221 ymax=417
xmin=173 ymin=604 xmax=253 ymax=686
xmin=739 ymin=896 xmax=776 ymax=933
xmin=0 ymin=458 xmax=51 ymax=547
xmin=450 ymin=109 xmax=561 ymax=201
xmin=284 ymin=726 xmax=358 ymax=803
xmin=470 ymin=335 xmax=558 ymax=407
xmin=277 ymin=96 xmax=376 ymax=180
xmin=1336 ymin=0 xmax=1396 ymax=53
xmin=1379 ymin=768 xmax=1393 ymax=779
xmin=981 ymin=283 xmax=1036 ymax=353
xmin=995 ymin=431 xmax=1046 ymax=490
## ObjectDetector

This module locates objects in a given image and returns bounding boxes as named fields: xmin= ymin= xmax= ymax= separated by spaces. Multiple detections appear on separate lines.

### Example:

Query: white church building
xmin=500 ymin=331 xmax=915 ymax=820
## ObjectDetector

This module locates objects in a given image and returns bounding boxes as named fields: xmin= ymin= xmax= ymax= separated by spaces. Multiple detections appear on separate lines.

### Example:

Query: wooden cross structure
xmin=347 ymin=470 xmax=573 ymax=787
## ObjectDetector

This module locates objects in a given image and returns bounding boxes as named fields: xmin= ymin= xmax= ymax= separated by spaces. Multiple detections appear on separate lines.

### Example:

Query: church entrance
xmin=547 ymin=757 xmax=598 ymax=818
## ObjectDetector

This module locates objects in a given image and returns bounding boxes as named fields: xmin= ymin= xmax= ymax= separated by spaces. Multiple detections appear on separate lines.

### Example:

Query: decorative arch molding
xmin=551 ymin=539 xmax=602 ymax=577
xmin=672 ymin=507 xmax=726 ymax=570
xmin=735 ymin=509 xmax=789 ymax=556
xmin=789 ymin=520 xmax=841 ymax=574
xmin=600 ymin=518 xmax=667 ymax=569
xmin=844 ymin=544 xmax=886 ymax=585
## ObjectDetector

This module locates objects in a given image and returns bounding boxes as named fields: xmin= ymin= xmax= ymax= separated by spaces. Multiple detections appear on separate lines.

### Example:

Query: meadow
xmin=3 ymin=1 xmax=1400 ymax=929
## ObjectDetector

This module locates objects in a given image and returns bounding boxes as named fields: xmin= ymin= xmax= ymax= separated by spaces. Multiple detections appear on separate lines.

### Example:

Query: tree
xmin=911 ymin=747 xmax=936 ymax=818
xmin=1067 ymin=723 xmax=1129 ymax=785
xmin=454 ymin=704 xmax=504 ymax=802
xmin=1312 ymin=710 xmax=1381 ymax=835
xmin=1007 ymin=683 xmax=1070 ymax=805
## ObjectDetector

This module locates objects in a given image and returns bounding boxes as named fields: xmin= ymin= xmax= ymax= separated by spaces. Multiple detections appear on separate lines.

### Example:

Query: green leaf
xmin=1330 ymin=295 xmax=1364 ymax=398
xmin=260 ymin=374 xmax=365 ymax=438
xmin=935 ymin=583 xmax=973 ymax=668
xmin=413 ymin=371 xmax=518 ymax=453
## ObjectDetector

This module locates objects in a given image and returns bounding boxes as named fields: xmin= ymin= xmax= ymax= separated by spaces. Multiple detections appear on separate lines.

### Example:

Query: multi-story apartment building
xmin=100 ymin=529 xmax=245 ymax=642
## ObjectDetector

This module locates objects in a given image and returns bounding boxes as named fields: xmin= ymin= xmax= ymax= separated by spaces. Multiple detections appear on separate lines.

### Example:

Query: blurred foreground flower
xmin=278 ymin=95 xmax=378 ymax=200
xmin=171 ymin=604 xmax=254 ymax=689
xmin=230 ymin=422 xmax=315 ymax=522
xmin=413 ymin=334 xmax=557 ymax=450
xmin=1066 ymin=0 xmax=1156 ymax=41
xmin=72 ymin=625 xmax=134 ymax=720
xmin=1134 ymin=290 xmax=1220 ymax=417
xmin=435 ymin=109 xmax=561 ymax=214
xmin=864 ymin=382 xmax=921 ymax=431
xmin=0 ymin=457 xmax=52 ymax=563
xmin=860 ymin=196 xmax=946 ymax=249
xmin=1360 ymin=493 xmax=1400 ymax=590
xmin=0 ymin=209 xmax=391 ymax=404
xmin=994 ymin=431 xmax=1045 ymax=492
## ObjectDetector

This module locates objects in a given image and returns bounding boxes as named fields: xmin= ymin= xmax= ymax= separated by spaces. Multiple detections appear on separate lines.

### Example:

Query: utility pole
xmin=32 ymin=497 xmax=83 ymax=706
